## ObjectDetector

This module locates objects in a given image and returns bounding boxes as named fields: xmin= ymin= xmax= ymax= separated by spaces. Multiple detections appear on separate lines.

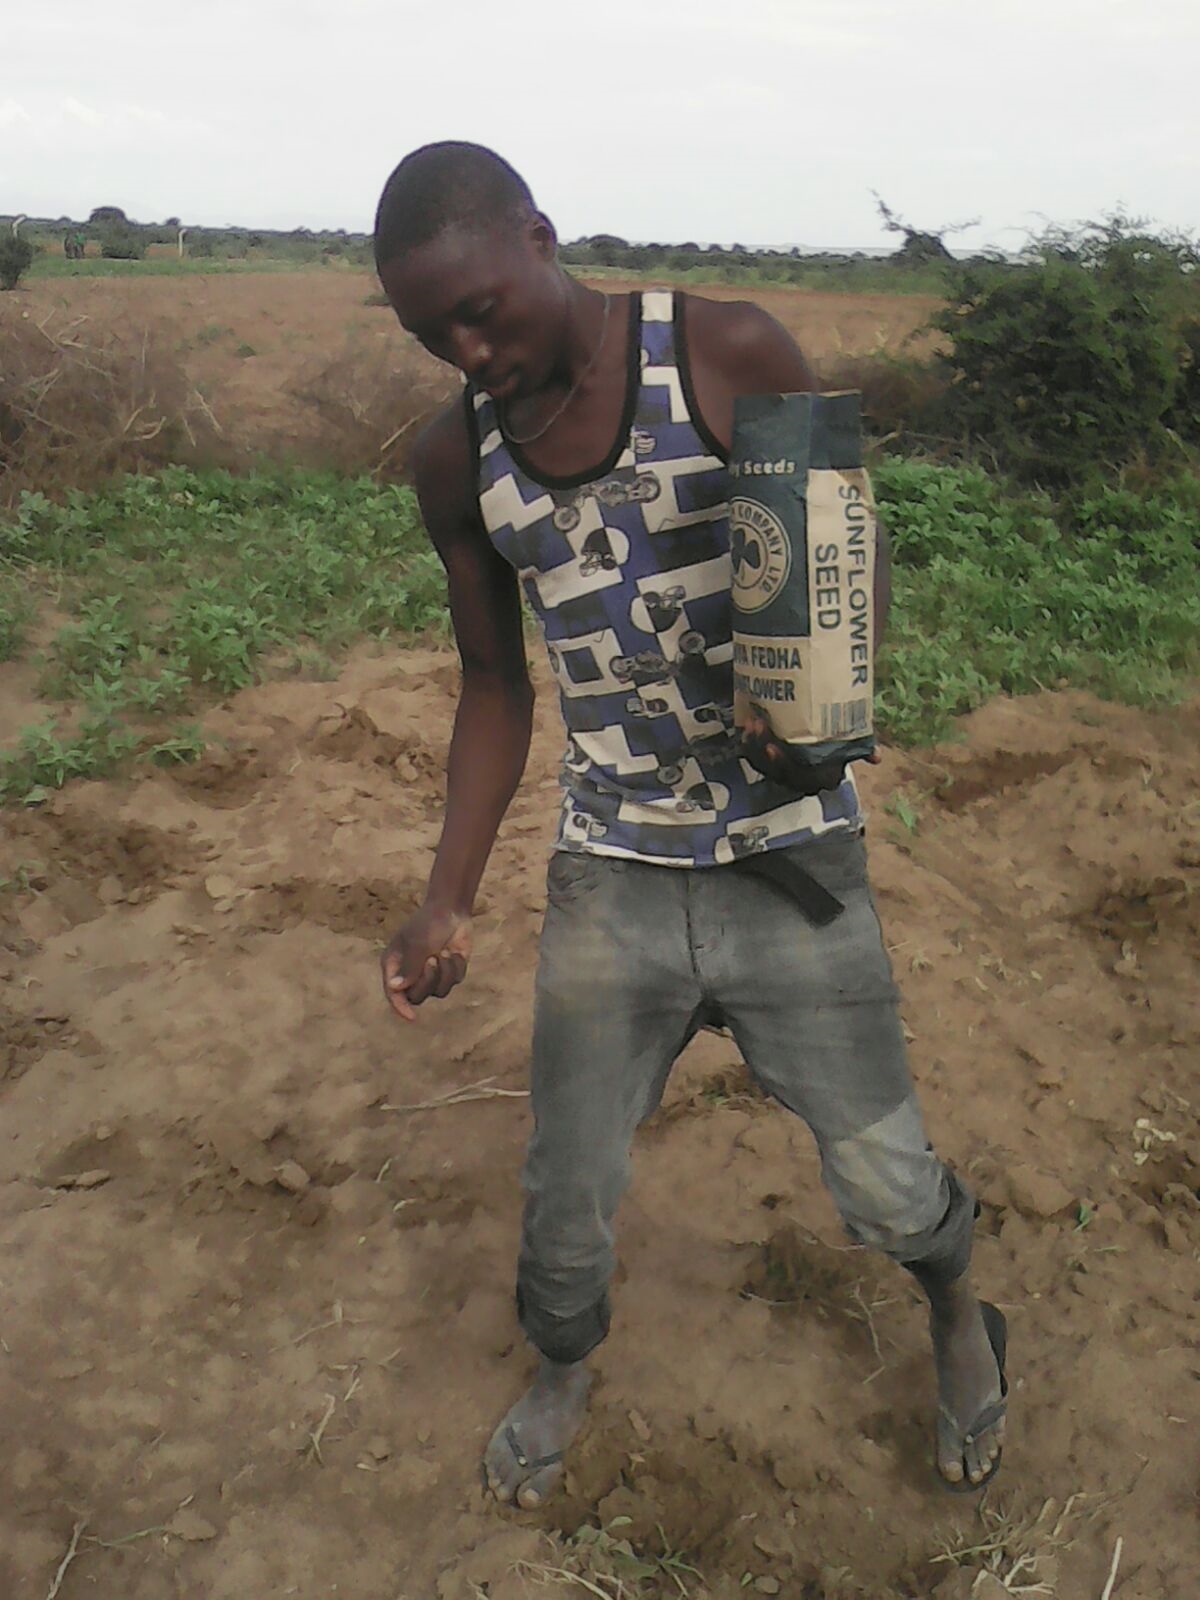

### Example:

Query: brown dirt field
xmin=1 ymin=647 xmax=1197 ymax=1599
xmin=8 ymin=270 xmax=941 ymax=473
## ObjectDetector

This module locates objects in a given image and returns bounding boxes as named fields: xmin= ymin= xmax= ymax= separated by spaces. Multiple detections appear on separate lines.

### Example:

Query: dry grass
xmin=930 ymin=1491 xmax=1099 ymax=1595
xmin=817 ymin=351 xmax=948 ymax=446
xmin=0 ymin=309 xmax=228 ymax=504
xmin=513 ymin=1525 xmax=703 ymax=1599
xmin=288 ymin=332 xmax=455 ymax=480
xmin=0 ymin=280 xmax=937 ymax=503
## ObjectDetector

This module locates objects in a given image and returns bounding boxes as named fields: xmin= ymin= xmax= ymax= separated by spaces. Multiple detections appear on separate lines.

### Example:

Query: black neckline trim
xmin=674 ymin=292 xmax=730 ymax=464
xmin=499 ymin=293 xmax=644 ymax=491
xmin=462 ymin=383 xmax=481 ymax=502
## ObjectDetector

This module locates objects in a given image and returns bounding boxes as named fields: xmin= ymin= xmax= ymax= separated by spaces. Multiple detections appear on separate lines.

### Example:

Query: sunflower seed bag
xmin=730 ymin=391 xmax=877 ymax=774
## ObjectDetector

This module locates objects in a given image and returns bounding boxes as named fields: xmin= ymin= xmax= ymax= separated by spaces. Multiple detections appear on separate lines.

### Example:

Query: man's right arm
xmin=381 ymin=401 xmax=534 ymax=1021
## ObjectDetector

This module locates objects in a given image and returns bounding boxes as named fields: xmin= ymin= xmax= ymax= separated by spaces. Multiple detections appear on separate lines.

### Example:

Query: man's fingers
xmin=405 ymin=956 xmax=440 ymax=1006
xmin=431 ymin=951 xmax=469 ymax=999
xmin=381 ymin=937 xmax=469 ymax=1020
xmin=738 ymin=730 xmax=773 ymax=778
xmin=385 ymin=977 xmax=418 ymax=1022
xmin=738 ymin=727 xmax=847 ymax=796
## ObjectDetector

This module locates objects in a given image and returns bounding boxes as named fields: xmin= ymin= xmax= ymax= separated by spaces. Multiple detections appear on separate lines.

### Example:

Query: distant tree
xmin=872 ymin=192 xmax=978 ymax=264
xmin=89 ymin=205 xmax=128 ymax=225
xmin=165 ymin=215 xmax=181 ymax=228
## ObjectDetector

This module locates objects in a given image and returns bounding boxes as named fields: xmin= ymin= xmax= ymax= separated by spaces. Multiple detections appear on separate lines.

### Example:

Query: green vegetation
xmin=934 ymin=216 xmax=1200 ymax=486
xmin=575 ymin=255 xmax=950 ymax=296
xmin=874 ymin=460 xmax=1200 ymax=743
xmin=7 ymin=212 xmax=374 ymax=280
xmin=837 ymin=214 xmax=1200 ymax=492
xmin=0 ymin=233 xmax=36 ymax=290
xmin=0 ymin=469 xmax=446 ymax=802
xmin=2 ymin=209 xmax=1197 ymax=802
xmin=98 ymin=223 xmax=147 ymax=261
xmin=25 ymin=253 xmax=362 ymax=280
xmin=2 ymin=457 xmax=1196 ymax=803
xmin=0 ymin=572 xmax=33 ymax=660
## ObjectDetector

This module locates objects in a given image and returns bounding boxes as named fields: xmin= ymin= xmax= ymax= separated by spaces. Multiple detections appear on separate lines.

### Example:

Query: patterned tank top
xmin=469 ymin=289 xmax=862 ymax=867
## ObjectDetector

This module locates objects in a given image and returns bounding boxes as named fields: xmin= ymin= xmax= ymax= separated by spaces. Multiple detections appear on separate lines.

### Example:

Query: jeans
xmin=516 ymin=830 xmax=975 ymax=1365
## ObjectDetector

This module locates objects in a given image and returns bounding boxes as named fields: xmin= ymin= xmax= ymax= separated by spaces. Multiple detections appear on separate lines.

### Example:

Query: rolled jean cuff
xmin=896 ymin=1168 xmax=977 ymax=1282
xmin=516 ymin=1281 xmax=611 ymax=1365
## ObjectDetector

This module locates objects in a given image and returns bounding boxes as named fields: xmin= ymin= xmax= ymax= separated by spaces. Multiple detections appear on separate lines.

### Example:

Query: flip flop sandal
xmin=940 ymin=1300 xmax=1008 ymax=1494
xmin=504 ymin=1424 xmax=565 ymax=1478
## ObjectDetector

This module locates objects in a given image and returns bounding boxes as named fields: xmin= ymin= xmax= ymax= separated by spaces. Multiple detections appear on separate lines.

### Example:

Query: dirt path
xmin=1 ymin=649 xmax=1197 ymax=1598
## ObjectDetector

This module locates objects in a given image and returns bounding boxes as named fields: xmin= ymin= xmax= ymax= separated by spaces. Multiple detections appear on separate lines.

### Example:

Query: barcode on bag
xmin=819 ymin=699 xmax=870 ymax=738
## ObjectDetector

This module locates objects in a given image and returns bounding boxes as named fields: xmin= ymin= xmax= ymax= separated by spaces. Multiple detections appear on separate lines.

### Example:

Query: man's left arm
xmin=683 ymin=295 xmax=890 ymax=649
xmin=684 ymin=297 xmax=889 ymax=785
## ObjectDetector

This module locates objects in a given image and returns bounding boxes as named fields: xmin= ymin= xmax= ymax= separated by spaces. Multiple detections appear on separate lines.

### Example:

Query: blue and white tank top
xmin=469 ymin=289 xmax=862 ymax=867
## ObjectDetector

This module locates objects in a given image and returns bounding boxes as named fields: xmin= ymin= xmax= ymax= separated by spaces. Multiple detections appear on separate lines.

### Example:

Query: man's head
xmin=374 ymin=142 xmax=569 ymax=400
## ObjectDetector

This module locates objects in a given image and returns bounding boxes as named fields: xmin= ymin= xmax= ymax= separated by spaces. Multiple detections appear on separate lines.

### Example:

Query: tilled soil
xmin=1 ymin=649 xmax=1197 ymax=1599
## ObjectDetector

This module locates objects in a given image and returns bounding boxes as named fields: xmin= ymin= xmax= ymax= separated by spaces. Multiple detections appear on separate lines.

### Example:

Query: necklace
xmin=500 ymin=293 xmax=612 ymax=446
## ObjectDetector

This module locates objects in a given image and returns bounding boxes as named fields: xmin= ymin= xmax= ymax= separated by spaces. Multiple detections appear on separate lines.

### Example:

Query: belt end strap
xmin=733 ymin=852 xmax=844 ymax=928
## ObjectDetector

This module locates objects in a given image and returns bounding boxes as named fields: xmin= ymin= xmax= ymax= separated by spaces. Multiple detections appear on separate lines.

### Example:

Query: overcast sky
xmin=4 ymin=0 xmax=1194 ymax=250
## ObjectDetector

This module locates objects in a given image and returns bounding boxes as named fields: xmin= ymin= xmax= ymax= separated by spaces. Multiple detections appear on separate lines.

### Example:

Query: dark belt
xmin=732 ymin=850 xmax=844 ymax=928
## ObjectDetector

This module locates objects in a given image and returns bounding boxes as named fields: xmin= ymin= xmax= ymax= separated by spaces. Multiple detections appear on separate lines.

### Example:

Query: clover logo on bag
xmin=729 ymin=497 xmax=791 ymax=613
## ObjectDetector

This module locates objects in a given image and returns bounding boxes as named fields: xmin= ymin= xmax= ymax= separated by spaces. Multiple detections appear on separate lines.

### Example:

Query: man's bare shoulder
xmin=682 ymin=293 xmax=816 ymax=392
xmin=412 ymin=394 xmax=472 ymax=494
xmin=411 ymin=393 xmax=481 ymax=541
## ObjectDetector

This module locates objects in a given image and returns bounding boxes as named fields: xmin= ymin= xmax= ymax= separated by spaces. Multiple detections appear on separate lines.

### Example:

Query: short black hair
xmin=373 ymin=142 xmax=536 ymax=269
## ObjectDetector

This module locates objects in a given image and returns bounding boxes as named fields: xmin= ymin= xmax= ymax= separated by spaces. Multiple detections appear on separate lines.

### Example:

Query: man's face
xmin=379 ymin=220 xmax=564 ymax=402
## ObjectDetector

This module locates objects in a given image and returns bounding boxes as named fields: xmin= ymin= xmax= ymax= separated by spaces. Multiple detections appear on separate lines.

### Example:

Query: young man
xmin=374 ymin=143 xmax=1007 ymax=1509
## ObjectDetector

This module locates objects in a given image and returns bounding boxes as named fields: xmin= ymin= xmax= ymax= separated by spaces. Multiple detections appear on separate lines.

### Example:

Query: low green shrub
xmin=99 ymin=225 xmax=147 ymax=261
xmin=874 ymin=458 xmax=1200 ymax=742
xmin=934 ymin=216 xmax=1200 ymax=486
xmin=0 ymin=234 xmax=35 ymax=290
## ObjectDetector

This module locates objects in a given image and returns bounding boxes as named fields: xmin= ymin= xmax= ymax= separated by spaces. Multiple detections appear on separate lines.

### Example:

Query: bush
xmin=0 ymin=312 xmax=226 ymax=502
xmin=99 ymin=225 xmax=147 ymax=261
xmin=935 ymin=216 xmax=1200 ymax=485
xmin=0 ymin=234 xmax=35 ymax=291
xmin=818 ymin=352 xmax=947 ymax=443
xmin=1169 ymin=318 xmax=1200 ymax=442
xmin=289 ymin=335 xmax=456 ymax=479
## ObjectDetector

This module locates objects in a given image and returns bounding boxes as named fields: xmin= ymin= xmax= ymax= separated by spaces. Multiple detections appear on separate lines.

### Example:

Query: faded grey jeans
xmin=516 ymin=830 xmax=975 ymax=1365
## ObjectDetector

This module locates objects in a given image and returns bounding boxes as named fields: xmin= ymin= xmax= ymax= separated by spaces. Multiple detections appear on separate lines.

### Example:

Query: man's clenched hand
xmin=380 ymin=906 xmax=473 ymax=1022
xmin=739 ymin=712 xmax=881 ymax=797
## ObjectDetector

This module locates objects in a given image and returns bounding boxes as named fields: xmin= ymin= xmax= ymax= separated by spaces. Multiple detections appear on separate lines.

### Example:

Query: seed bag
xmin=730 ymin=391 xmax=877 ymax=774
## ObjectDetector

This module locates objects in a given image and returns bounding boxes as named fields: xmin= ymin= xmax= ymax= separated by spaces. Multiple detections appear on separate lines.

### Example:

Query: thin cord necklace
xmin=500 ymin=293 xmax=611 ymax=446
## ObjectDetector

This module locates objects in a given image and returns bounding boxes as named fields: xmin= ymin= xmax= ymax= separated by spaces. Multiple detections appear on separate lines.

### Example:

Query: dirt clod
xmin=1006 ymin=1163 xmax=1076 ymax=1218
xmin=274 ymin=1160 xmax=311 ymax=1194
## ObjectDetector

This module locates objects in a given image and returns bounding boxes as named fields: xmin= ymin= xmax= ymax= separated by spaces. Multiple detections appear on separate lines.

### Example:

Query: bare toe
xmin=483 ymin=1429 xmax=520 ymax=1502
xmin=936 ymin=1413 xmax=966 ymax=1483
xmin=517 ymin=1461 xmax=564 ymax=1509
